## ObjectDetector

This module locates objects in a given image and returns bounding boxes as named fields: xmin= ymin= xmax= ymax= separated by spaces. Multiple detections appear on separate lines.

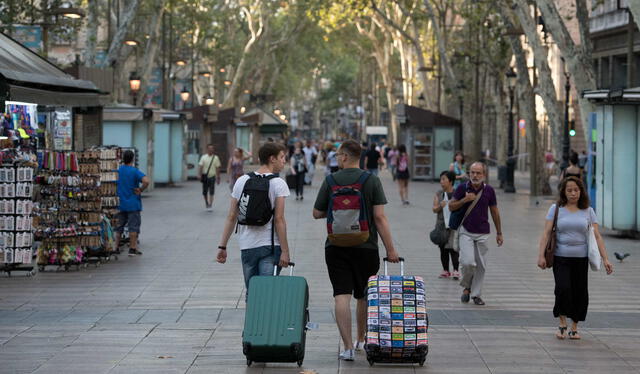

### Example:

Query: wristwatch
xmin=218 ymin=246 xmax=227 ymax=250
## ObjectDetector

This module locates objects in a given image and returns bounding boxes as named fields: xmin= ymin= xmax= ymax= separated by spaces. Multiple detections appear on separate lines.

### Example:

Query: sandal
xmin=568 ymin=330 xmax=581 ymax=340
xmin=556 ymin=326 xmax=567 ymax=340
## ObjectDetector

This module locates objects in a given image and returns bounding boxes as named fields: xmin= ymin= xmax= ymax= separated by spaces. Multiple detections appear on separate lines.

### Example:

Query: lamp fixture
xmin=224 ymin=80 xmax=232 ymax=86
xmin=203 ymin=94 xmax=214 ymax=105
xmin=175 ymin=59 xmax=187 ymax=66
xmin=180 ymin=86 xmax=190 ymax=102
xmin=128 ymin=72 xmax=141 ymax=92
xmin=199 ymin=71 xmax=212 ymax=77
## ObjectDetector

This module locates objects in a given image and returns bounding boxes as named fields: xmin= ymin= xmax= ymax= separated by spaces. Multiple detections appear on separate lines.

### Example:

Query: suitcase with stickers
xmin=364 ymin=257 xmax=428 ymax=366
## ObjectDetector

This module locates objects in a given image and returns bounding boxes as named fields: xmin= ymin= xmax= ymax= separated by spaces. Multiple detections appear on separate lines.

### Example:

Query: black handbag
xmin=429 ymin=222 xmax=449 ymax=246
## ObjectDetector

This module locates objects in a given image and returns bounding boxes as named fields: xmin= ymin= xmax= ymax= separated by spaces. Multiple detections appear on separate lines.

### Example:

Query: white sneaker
xmin=339 ymin=349 xmax=354 ymax=361
xmin=354 ymin=341 xmax=365 ymax=351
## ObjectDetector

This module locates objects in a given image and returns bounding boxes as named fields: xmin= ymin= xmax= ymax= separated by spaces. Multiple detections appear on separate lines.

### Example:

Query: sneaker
xmin=339 ymin=349 xmax=354 ymax=361
xmin=438 ymin=270 xmax=451 ymax=278
xmin=354 ymin=341 xmax=365 ymax=351
xmin=451 ymin=270 xmax=460 ymax=280
xmin=128 ymin=249 xmax=143 ymax=256
xmin=207 ymin=206 xmax=213 ymax=212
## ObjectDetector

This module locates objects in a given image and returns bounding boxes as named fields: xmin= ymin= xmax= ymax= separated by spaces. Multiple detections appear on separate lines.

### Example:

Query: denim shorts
xmin=240 ymin=245 xmax=282 ymax=291
xmin=116 ymin=211 xmax=141 ymax=233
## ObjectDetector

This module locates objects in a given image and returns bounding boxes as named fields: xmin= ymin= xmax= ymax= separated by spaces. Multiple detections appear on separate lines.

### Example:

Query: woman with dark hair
xmin=432 ymin=170 xmax=460 ymax=279
xmin=395 ymin=144 xmax=410 ymax=204
xmin=290 ymin=142 xmax=307 ymax=200
xmin=561 ymin=151 xmax=582 ymax=180
xmin=537 ymin=176 xmax=613 ymax=340
xmin=449 ymin=151 xmax=467 ymax=188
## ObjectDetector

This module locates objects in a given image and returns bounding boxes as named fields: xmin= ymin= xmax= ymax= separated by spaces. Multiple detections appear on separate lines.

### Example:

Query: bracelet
xmin=497 ymin=232 xmax=502 ymax=235
xmin=218 ymin=246 xmax=227 ymax=250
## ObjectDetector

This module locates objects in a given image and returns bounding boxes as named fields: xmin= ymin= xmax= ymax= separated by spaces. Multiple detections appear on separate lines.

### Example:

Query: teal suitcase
xmin=242 ymin=263 xmax=309 ymax=367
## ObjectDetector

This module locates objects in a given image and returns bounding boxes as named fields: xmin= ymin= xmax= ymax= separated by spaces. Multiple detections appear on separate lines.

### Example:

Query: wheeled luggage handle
xmin=383 ymin=257 xmax=405 ymax=276
xmin=273 ymin=262 xmax=296 ymax=276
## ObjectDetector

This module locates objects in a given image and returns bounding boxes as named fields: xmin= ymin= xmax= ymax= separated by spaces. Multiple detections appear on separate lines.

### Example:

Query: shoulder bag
xmin=429 ymin=192 xmax=450 ymax=246
xmin=201 ymin=156 xmax=215 ymax=183
xmin=588 ymin=214 xmax=601 ymax=271
xmin=544 ymin=205 xmax=559 ymax=268
xmin=451 ymin=189 xmax=484 ymax=252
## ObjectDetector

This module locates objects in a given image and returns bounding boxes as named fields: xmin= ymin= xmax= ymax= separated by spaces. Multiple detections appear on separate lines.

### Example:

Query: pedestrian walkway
xmin=1 ymin=169 xmax=639 ymax=373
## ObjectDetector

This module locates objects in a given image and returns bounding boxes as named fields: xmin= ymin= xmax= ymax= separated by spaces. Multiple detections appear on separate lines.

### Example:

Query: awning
xmin=583 ymin=88 xmax=640 ymax=103
xmin=366 ymin=126 xmax=389 ymax=135
xmin=0 ymin=31 xmax=105 ymax=107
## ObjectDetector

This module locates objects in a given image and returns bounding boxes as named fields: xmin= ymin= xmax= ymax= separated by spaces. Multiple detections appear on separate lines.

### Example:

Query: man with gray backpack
xmin=216 ymin=142 xmax=291 ymax=297
xmin=313 ymin=139 xmax=400 ymax=361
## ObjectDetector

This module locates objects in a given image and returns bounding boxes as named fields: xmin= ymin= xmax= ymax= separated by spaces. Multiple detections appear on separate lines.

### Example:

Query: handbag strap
xmin=204 ymin=155 xmax=215 ymax=177
xmin=551 ymin=204 xmax=560 ymax=232
xmin=460 ymin=188 xmax=484 ymax=227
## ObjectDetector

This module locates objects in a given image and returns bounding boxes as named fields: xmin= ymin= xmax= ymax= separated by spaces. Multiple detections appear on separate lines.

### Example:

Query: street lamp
xmin=180 ymin=86 xmax=190 ymax=104
xmin=418 ymin=93 xmax=426 ymax=108
xmin=123 ymin=37 xmax=139 ymax=46
xmin=199 ymin=71 xmax=212 ymax=78
xmin=38 ymin=5 xmax=85 ymax=57
xmin=175 ymin=59 xmax=187 ymax=66
xmin=128 ymin=71 xmax=141 ymax=106
xmin=224 ymin=80 xmax=232 ymax=86
xmin=504 ymin=68 xmax=517 ymax=193
xmin=561 ymin=70 xmax=571 ymax=171
xmin=203 ymin=94 xmax=214 ymax=106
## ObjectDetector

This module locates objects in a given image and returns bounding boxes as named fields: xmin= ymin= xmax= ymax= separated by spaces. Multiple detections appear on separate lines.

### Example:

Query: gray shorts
xmin=116 ymin=211 xmax=141 ymax=233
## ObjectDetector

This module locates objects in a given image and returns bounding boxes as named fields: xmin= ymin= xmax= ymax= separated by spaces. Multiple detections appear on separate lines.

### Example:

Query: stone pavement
xmin=1 ymin=168 xmax=639 ymax=374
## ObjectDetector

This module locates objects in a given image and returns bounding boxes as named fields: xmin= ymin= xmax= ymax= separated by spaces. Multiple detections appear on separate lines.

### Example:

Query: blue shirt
xmin=117 ymin=165 xmax=145 ymax=212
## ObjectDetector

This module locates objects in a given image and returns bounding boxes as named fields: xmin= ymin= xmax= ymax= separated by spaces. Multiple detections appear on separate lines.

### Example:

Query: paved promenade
xmin=1 ymin=169 xmax=639 ymax=373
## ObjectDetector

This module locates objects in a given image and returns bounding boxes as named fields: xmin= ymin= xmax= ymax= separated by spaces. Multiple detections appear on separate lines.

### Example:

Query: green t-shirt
xmin=314 ymin=168 xmax=388 ymax=250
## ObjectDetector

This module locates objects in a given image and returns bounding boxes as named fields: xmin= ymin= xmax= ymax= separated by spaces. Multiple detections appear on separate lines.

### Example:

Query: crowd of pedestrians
xmin=190 ymin=138 xmax=616 ymax=363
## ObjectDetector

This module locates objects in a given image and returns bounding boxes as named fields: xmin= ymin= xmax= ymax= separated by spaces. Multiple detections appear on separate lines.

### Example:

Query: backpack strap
xmin=326 ymin=174 xmax=337 ymax=189
xmin=355 ymin=171 xmax=371 ymax=189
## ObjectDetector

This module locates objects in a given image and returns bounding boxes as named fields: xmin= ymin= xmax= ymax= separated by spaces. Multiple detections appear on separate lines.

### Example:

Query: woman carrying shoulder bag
xmin=537 ymin=176 xmax=613 ymax=340
xmin=432 ymin=170 xmax=460 ymax=280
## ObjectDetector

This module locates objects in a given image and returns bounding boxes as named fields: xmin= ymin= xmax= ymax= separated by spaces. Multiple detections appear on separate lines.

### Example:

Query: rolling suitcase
xmin=365 ymin=257 xmax=429 ymax=366
xmin=242 ymin=263 xmax=309 ymax=367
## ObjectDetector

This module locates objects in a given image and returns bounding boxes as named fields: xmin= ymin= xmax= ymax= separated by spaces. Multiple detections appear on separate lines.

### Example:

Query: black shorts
xmin=397 ymin=170 xmax=410 ymax=180
xmin=325 ymin=246 xmax=380 ymax=299
xmin=202 ymin=177 xmax=216 ymax=196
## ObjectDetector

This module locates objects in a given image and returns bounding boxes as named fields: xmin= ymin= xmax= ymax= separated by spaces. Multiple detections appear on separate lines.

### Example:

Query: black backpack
xmin=237 ymin=172 xmax=277 ymax=226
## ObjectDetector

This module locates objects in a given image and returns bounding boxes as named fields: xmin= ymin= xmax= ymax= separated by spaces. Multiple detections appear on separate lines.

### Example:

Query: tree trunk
xmin=510 ymin=1 xmax=563 ymax=159
xmin=139 ymin=0 xmax=166 ymax=106
xmin=422 ymin=0 xmax=456 ymax=90
xmin=83 ymin=0 xmax=99 ymax=66
xmin=537 ymin=0 xmax=596 ymax=147
xmin=105 ymin=0 xmax=141 ymax=67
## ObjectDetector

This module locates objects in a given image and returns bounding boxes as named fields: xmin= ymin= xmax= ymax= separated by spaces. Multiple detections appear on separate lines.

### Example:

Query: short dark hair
xmin=258 ymin=142 xmax=286 ymax=165
xmin=339 ymin=139 xmax=362 ymax=158
xmin=558 ymin=176 xmax=590 ymax=209
xmin=398 ymin=144 xmax=407 ymax=154
xmin=370 ymin=143 xmax=377 ymax=151
xmin=570 ymin=151 xmax=579 ymax=166
xmin=440 ymin=170 xmax=456 ymax=183
xmin=123 ymin=150 xmax=135 ymax=165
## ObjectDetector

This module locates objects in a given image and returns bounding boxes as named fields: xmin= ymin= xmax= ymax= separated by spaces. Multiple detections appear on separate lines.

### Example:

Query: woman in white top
xmin=537 ymin=176 xmax=613 ymax=340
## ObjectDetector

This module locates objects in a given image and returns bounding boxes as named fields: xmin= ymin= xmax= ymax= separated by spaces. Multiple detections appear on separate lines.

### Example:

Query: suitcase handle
xmin=273 ymin=262 xmax=296 ymax=276
xmin=383 ymin=257 xmax=405 ymax=276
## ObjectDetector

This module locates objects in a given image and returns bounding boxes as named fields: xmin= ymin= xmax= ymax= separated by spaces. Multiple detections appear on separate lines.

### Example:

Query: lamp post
xmin=128 ymin=71 xmax=141 ymax=106
xmin=180 ymin=86 xmax=190 ymax=109
xmin=504 ymin=68 xmax=517 ymax=193
xmin=561 ymin=70 xmax=571 ymax=171
xmin=38 ymin=6 xmax=85 ymax=57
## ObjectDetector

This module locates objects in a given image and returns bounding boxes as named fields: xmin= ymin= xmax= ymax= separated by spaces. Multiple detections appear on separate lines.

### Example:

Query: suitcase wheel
xmin=419 ymin=358 xmax=425 ymax=366
xmin=297 ymin=359 xmax=303 ymax=367
xmin=368 ymin=357 xmax=374 ymax=366
xmin=246 ymin=359 xmax=252 ymax=367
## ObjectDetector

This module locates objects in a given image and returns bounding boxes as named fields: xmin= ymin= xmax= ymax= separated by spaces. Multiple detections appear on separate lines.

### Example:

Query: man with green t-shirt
xmin=199 ymin=144 xmax=221 ymax=211
xmin=313 ymin=139 xmax=400 ymax=362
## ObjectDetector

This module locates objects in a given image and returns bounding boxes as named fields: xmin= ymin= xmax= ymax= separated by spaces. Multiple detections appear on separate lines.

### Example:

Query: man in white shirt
xmin=216 ymin=142 xmax=291 ymax=297
xmin=302 ymin=140 xmax=318 ymax=185
xmin=198 ymin=144 xmax=221 ymax=211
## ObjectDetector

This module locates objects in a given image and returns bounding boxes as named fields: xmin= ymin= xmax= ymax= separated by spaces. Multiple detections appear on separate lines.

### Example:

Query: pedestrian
xmin=227 ymin=147 xmax=250 ymax=191
xmin=115 ymin=150 xmax=150 ymax=257
xmin=432 ymin=170 xmax=460 ymax=280
xmin=545 ymin=149 xmax=556 ymax=178
xmin=312 ymin=139 xmax=400 ymax=361
xmin=364 ymin=143 xmax=383 ymax=176
xmin=290 ymin=142 xmax=307 ymax=200
xmin=302 ymin=140 xmax=318 ymax=185
xmin=395 ymin=144 xmax=410 ymax=205
xmin=578 ymin=150 xmax=588 ymax=170
xmin=560 ymin=152 xmax=583 ymax=181
xmin=387 ymin=146 xmax=398 ymax=181
xmin=216 ymin=142 xmax=291 ymax=298
xmin=326 ymin=144 xmax=339 ymax=174
xmin=449 ymin=151 xmax=468 ymax=188
xmin=359 ymin=142 xmax=368 ymax=169
xmin=199 ymin=144 xmax=221 ymax=211
xmin=537 ymin=176 xmax=613 ymax=340
xmin=449 ymin=162 xmax=503 ymax=306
